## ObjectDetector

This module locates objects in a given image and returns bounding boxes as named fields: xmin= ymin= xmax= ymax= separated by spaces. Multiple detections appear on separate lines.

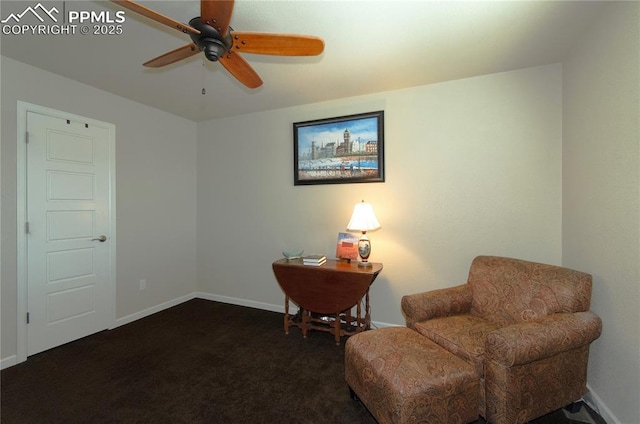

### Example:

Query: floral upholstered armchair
xmin=401 ymin=256 xmax=602 ymax=424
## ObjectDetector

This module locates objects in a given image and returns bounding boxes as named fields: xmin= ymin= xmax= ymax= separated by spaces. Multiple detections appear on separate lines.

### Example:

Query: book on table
xmin=303 ymin=254 xmax=327 ymax=266
xmin=336 ymin=232 xmax=359 ymax=261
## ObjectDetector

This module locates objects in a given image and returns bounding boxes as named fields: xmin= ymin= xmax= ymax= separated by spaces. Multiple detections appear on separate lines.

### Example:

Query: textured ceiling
xmin=1 ymin=0 xmax=606 ymax=121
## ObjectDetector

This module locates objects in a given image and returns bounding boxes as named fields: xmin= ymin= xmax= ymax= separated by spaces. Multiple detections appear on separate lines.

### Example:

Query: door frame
xmin=16 ymin=101 xmax=117 ymax=364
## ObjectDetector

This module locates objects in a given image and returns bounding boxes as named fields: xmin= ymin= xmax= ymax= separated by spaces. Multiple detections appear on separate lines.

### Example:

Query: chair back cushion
xmin=468 ymin=256 xmax=592 ymax=327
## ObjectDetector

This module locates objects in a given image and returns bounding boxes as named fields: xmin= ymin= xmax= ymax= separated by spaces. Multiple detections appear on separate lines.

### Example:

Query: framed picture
xmin=293 ymin=111 xmax=385 ymax=185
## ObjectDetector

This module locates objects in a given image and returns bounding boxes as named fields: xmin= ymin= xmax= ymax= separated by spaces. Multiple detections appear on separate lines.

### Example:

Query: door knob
xmin=92 ymin=235 xmax=107 ymax=242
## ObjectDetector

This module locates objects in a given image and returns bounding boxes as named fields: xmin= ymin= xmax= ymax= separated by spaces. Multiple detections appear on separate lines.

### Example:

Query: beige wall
xmin=196 ymin=64 xmax=563 ymax=326
xmin=1 ymin=57 xmax=198 ymax=361
xmin=562 ymin=2 xmax=640 ymax=423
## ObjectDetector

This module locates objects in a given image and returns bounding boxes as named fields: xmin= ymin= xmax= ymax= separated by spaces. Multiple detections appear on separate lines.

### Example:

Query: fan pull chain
xmin=201 ymin=60 xmax=206 ymax=95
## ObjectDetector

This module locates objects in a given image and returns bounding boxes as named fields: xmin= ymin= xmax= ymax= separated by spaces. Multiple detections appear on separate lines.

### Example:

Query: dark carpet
xmin=1 ymin=299 xmax=606 ymax=424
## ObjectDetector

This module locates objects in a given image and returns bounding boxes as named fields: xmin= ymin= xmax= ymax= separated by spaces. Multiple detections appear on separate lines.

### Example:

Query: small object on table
xmin=282 ymin=249 xmax=304 ymax=260
xmin=336 ymin=232 xmax=359 ymax=262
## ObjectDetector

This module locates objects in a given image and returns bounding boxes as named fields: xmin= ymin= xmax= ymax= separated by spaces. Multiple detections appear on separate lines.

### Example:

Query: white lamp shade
xmin=346 ymin=201 xmax=381 ymax=232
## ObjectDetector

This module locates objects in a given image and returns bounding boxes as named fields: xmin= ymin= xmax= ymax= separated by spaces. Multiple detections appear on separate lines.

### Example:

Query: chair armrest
xmin=401 ymin=284 xmax=472 ymax=328
xmin=485 ymin=311 xmax=602 ymax=366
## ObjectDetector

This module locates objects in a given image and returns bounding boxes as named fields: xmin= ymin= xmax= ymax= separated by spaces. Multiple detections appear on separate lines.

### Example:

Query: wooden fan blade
xmin=229 ymin=32 xmax=324 ymax=56
xmin=201 ymin=0 xmax=234 ymax=37
xmin=111 ymin=0 xmax=199 ymax=35
xmin=219 ymin=51 xmax=263 ymax=89
xmin=143 ymin=43 xmax=200 ymax=68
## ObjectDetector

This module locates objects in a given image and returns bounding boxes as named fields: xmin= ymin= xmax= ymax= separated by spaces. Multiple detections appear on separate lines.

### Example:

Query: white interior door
xmin=26 ymin=110 xmax=114 ymax=356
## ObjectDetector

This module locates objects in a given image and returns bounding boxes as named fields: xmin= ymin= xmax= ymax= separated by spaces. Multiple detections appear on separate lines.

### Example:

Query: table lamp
xmin=346 ymin=200 xmax=381 ymax=267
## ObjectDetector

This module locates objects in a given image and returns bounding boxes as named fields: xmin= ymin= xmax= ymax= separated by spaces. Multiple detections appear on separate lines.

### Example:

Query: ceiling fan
xmin=111 ymin=0 xmax=325 ymax=88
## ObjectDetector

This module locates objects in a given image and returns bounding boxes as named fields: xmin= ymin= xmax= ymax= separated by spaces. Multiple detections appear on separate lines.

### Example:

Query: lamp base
xmin=357 ymin=233 xmax=373 ymax=267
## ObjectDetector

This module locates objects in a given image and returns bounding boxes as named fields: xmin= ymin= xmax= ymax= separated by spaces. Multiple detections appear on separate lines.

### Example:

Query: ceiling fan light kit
xmin=112 ymin=0 xmax=325 ymax=89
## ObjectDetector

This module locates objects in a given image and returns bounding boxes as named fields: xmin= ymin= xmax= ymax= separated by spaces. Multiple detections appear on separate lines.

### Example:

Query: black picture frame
xmin=293 ymin=111 xmax=385 ymax=186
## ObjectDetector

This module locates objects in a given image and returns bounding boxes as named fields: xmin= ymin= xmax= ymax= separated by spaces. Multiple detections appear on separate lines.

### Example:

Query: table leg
xmin=301 ymin=308 xmax=308 ymax=338
xmin=284 ymin=295 xmax=289 ymax=335
xmin=364 ymin=290 xmax=371 ymax=330
xmin=334 ymin=313 xmax=341 ymax=345
xmin=356 ymin=300 xmax=362 ymax=332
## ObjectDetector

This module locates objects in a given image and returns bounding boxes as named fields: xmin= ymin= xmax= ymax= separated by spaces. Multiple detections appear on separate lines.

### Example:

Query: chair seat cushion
xmin=414 ymin=314 xmax=499 ymax=376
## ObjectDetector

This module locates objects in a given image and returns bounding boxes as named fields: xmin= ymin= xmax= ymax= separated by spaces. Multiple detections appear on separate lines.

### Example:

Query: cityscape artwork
xmin=293 ymin=111 xmax=385 ymax=185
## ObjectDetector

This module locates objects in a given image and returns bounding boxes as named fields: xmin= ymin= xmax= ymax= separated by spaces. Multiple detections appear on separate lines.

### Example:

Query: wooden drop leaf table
xmin=272 ymin=258 xmax=383 ymax=344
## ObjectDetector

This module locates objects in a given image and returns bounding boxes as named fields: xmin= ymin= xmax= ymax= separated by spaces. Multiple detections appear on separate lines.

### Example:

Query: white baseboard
xmin=195 ymin=292 xmax=284 ymax=314
xmin=1 ymin=355 xmax=17 ymax=370
xmin=370 ymin=321 xmax=402 ymax=329
xmin=113 ymin=293 xmax=197 ymax=328
xmin=583 ymin=383 xmax=620 ymax=424
xmin=194 ymin=292 xmax=401 ymax=330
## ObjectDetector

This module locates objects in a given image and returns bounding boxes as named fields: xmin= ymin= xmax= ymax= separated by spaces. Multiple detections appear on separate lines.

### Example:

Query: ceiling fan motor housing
xmin=189 ymin=17 xmax=232 ymax=62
